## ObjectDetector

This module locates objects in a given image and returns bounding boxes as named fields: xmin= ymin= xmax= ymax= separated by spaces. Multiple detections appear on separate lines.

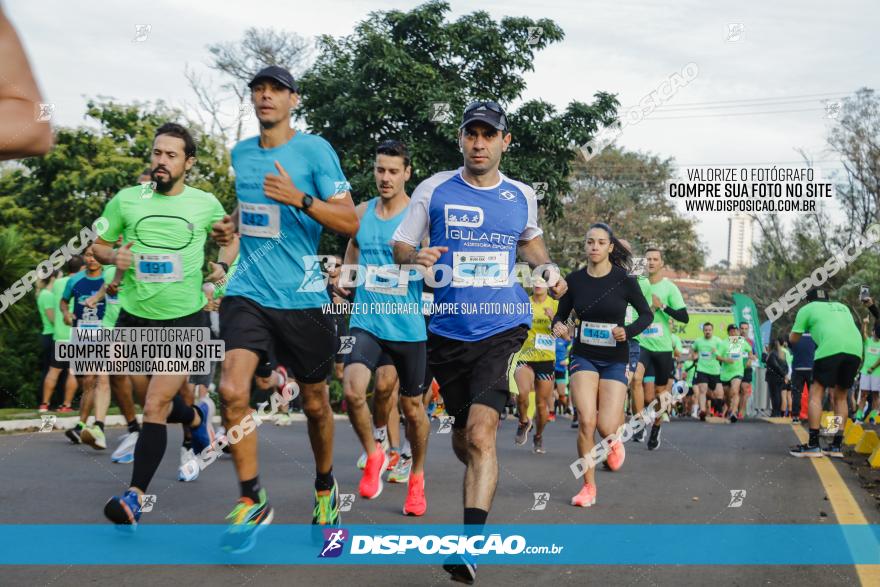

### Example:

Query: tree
xmin=0 ymin=100 xmax=236 ymax=257
xmin=743 ymin=87 xmax=880 ymax=331
xmin=186 ymin=27 xmax=312 ymax=142
xmin=542 ymin=146 xmax=706 ymax=273
xmin=295 ymin=1 xmax=618 ymax=252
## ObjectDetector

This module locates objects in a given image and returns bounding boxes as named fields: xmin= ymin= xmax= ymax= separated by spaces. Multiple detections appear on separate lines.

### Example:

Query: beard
xmin=151 ymin=167 xmax=180 ymax=192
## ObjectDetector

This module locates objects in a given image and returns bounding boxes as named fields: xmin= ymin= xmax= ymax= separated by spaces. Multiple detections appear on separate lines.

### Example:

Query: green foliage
xmin=298 ymin=1 xmax=617 ymax=253
xmin=543 ymin=147 xmax=706 ymax=273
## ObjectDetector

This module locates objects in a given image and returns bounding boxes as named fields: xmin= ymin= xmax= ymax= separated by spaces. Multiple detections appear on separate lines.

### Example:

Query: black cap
xmin=460 ymin=101 xmax=508 ymax=132
xmin=806 ymin=287 xmax=827 ymax=302
xmin=248 ymin=66 xmax=298 ymax=93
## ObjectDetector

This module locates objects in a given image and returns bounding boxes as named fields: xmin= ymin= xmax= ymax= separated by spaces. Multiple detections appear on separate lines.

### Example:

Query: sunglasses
xmin=463 ymin=100 xmax=508 ymax=129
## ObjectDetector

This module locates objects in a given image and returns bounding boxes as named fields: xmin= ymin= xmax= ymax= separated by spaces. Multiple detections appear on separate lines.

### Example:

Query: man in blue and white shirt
xmin=392 ymin=100 xmax=567 ymax=584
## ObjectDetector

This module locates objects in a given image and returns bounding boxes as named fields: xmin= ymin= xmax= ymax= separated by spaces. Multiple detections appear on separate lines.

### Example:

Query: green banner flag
xmin=732 ymin=293 xmax=764 ymax=367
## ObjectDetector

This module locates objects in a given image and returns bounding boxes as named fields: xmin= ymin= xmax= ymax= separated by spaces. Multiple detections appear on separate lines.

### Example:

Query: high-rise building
xmin=727 ymin=214 xmax=754 ymax=270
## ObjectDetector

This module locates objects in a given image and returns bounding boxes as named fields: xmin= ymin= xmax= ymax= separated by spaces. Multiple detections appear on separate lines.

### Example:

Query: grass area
xmin=0 ymin=407 xmax=124 ymax=421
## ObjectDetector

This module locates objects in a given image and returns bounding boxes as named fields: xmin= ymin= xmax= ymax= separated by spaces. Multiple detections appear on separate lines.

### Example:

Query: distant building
xmin=727 ymin=214 xmax=754 ymax=270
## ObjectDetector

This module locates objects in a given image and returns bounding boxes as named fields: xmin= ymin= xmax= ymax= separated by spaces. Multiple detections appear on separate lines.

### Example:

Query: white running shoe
xmin=178 ymin=447 xmax=199 ymax=482
xmin=111 ymin=431 xmax=139 ymax=463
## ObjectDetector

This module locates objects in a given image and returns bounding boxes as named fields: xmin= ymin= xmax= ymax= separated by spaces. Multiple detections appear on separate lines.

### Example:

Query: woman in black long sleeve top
xmin=551 ymin=223 xmax=653 ymax=508
xmin=764 ymin=340 xmax=789 ymax=417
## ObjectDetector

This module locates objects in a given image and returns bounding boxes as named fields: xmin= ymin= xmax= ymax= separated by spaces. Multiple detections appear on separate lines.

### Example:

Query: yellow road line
xmin=791 ymin=425 xmax=880 ymax=585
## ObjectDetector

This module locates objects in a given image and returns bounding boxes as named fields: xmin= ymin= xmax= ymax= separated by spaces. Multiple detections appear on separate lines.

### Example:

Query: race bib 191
xmin=135 ymin=253 xmax=183 ymax=283
xmin=452 ymin=251 xmax=509 ymax=288
xmin=239 ymin=202 xmax=280 ymax=238
xmin=579 ymin=322 xmax=617 ymax=347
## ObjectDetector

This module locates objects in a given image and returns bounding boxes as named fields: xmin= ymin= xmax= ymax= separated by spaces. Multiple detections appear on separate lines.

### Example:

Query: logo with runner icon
xmin=531 ymin=492 xmax=549 ymax=511
xmin=318 ymin=528 xmax=349 ymax=558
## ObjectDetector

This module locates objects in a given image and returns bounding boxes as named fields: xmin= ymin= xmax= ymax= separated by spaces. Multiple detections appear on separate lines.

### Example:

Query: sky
xmin=6 ymin=0 xmax=877 ymax=264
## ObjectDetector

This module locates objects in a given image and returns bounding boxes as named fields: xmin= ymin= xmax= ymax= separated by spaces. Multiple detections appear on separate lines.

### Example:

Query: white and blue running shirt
xmin=392 ymin=168 xmax=542 ymax=342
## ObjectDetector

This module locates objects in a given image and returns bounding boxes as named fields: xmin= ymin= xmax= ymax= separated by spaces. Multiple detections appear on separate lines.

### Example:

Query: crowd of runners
xmin=28 ymin=64 xmax=880 ymax=585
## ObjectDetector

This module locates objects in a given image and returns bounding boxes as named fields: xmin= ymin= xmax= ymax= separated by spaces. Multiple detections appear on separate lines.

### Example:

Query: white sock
xmin=401 ymin=437 xmax=411 ymax=458
xmin=375 ymin=425 xmax=388 ymax=443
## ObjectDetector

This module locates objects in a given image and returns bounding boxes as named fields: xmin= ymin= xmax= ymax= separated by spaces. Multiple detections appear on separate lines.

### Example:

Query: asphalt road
xmin=1 ymin=414 xmax=877 ymax=586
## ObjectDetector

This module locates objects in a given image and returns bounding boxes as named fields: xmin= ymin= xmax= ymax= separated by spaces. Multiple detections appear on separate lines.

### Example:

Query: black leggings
xmin=791 ymin=370 xmax=812 ymax=418
xmin=768 ymin=380 xmax=784 ymax=417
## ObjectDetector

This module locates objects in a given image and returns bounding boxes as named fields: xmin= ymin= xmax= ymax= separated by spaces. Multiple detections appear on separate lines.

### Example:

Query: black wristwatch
xmin=217 ymin=261 xmax=229 ymax=273
xmin=301 ymin=194 xmax=314 ymax=210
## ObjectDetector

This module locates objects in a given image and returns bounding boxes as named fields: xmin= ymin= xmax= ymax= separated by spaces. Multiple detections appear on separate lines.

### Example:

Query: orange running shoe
xmin=386 ymin=449 xmax=400 ymax=471
xmin=606 ymin=441 xmax=625 ymax=471
xmin=571 ymin=483 xmax=597 ymax=508
xmin=402 ymin=472 xmax=427 ymax=516
xmin=358 ymin=442 xmax=389 ymax=499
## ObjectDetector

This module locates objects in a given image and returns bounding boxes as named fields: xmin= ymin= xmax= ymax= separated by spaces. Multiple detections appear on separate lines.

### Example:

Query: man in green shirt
xmin=789 ymin=288 xmax=862 ymax=458
xmin=40 ymin=256 xmax=83 ymax=412
xmin=96 ymin=123 xmax=234 ymax=526
xmin=692 ymin=322 xmax=723 ymax=420
xmin=632 ymin=247 xmax=689 ymax=450
xmin=36 ymin=271 xmax=58 ymax=413
xmin=718 ymin=324 xmax=750 ymax=423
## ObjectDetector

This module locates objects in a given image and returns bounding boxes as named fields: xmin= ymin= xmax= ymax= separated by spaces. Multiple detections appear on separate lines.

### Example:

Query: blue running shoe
xmin=789 ymin=443 xmax=822 ymax=458
xmin=104 ymin=490 xmax=142 ymax=526
xmin=443 ymin=552 xmax=477 ymax=584
xmin=190 ymin=396 xmax=215 ymax=455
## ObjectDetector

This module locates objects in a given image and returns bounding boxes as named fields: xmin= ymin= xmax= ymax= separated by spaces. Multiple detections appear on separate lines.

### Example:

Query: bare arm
xmin=0 ymin=8 xmax=53 ymax=160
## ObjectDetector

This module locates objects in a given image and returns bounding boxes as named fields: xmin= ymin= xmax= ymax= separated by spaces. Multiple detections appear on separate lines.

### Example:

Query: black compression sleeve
xmin=665 ymin=305 xmax=689 ymax=323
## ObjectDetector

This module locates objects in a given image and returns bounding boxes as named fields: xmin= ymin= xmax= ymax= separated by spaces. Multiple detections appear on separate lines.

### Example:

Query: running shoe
xmin=661 ymin=412 xmax=670 ymax=423
xmin=571 ymin=483 xmax=597 ymax=507
xmin=499 ymin=410 xmax=507 ymax=421
xmin=729 ymin=414 xmax=738 ymax=423
xmin=402 ymin=472 xmax=426 ymax=516
xmin=312 ymin=480 xmax=341 ymax=527
xmin=699 ymin=410 xmax=707 ymax=422
xmin=443 ymin=553 xmax=477 ymax=585
xmin=789 ymin=443 xmax=822 ymax=458
xmin=178 ymin=447 xmax=199 ymax=482
xmin=822 ymin=445 xmax=844 ymax=459
xmin=386 ymin=449 xmax=400 ymax=471
xmin=388 ymin=455 xmax=412 ymax=484
xmin=515 ymin=418 xmax=532 ymax=446
xmin=632 ymin=427 xmax=644 ymax=442
xmin=80 ymin=425 xmax=107 ymax=450
xmin=791 ymin=416 xmax=800 ymax=424
xmin=57 ymin=405 xmax=73 ymax=413
xmin=357 ymin=436 xmax=389 ymax=469
xmin=647 ymin=426 xmax=662 ymax=450
xmin=111 ymin=431 xmax=138 ymax=464
xmin=570 ymin=413 xmax=578 ymax=429
xmin=868 ymin=410 xmax=880 ymax=424
xmin=274 ymin=413 xmax=292 ymax=426
xmin=855 ymin=408 xmax=865 ymax=421
xmin=533 ymin=434 xmax=546 ymax=454
xmin=103 ymin=489 xmax=142 ymax=526
xmin=220 ymin=489 xmax=274 ymax=554
xmin=359 ymin=442 xmax=389 ymax=499
xmin=38 ymin=403 xmax=49 ymax=413
xmin=606 ymin=440 xmax=625 ymax=471
xmin=190 ymin=396 xmax=215 ymax=455
xmin=548 ymin=413 xmax=556 ymax=423
xmin=65 ymin=422 xmax=85 ymax=444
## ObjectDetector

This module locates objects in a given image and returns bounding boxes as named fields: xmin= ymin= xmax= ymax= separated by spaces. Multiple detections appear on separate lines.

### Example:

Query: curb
xmin=0 ymin=413 xmax=350 ymax=433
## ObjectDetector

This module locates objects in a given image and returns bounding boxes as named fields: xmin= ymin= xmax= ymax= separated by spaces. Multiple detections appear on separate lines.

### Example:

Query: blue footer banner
xmin=0 ymin=524 xmax=878 ymax=565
